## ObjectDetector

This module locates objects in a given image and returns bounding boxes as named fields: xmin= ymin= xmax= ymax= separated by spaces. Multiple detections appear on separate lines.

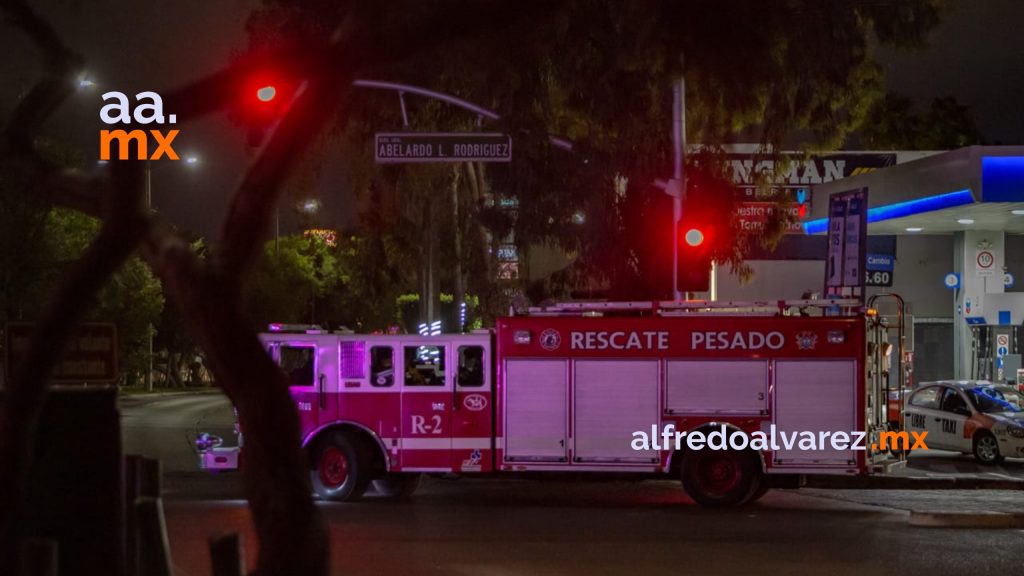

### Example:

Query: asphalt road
xmin=120 ymin=392 xmax=236 ymax=473
xmin=161 ymin=479 xmax=1024 ymax=576
xmin=121 ymin=393 xmax=1024 ymax=576
xmin=118 ymin=392 xmax=1024 ymax=480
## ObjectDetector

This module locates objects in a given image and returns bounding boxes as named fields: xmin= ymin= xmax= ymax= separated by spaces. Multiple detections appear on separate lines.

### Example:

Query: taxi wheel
xmin=681 ymin=448 xmax=761 ymax=507
xmin=311 ymin=432 xmax=370 ymax=501
xmin=972 ymin=431 xmax=1004 ymax=465
xmin=372 ymin=473 xmax=422 ymax=498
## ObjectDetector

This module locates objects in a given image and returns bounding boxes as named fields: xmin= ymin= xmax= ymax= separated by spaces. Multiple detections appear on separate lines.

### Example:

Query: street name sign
xmin=375 ymin=132 xmax=512 ymax=163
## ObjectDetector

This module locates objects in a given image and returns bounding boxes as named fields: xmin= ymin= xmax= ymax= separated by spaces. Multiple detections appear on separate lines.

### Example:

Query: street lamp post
xmin=142 ymin=155 xmax=199 ymax=392
xmin=145 ymin=161 xmax=153 ymax=391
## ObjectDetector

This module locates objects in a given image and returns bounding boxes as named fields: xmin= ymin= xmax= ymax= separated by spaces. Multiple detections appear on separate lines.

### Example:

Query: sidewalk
xmin=801 ymin=488 xmax=1024 ymax=528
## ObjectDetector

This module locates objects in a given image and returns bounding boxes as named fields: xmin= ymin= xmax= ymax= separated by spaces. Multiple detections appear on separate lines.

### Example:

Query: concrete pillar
xmin=954 ymin=230 xmax=1006 ymax=378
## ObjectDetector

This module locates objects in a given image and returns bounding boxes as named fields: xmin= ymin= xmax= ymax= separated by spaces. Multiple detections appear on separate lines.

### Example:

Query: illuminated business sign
xmin=304 ymin=228 xmax=338 ymax=247
xmin=728 ymin=151 xmax=896 ymax=235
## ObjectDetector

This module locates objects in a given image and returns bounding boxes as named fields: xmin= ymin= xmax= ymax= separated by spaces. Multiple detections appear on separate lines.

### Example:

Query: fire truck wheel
xmin=311 ymin=433 xmax=370 ymax=501
xmin=680 ymin=449 xmax=761 ymax=507
xmin=372 ymin=473 xmax=422 ymax=498
xmin=972 ymin=431 xmax=1004 ymax=465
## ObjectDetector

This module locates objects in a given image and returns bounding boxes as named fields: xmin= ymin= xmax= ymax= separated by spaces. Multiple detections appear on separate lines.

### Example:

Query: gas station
xmin=806 ymin=146 xmax=1024 ymax=384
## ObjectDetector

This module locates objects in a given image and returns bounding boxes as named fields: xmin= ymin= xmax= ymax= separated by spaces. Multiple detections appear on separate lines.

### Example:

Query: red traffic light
xmin=677 ymin=223 xmax=712 ymax=292
xmin=683 ymin=228 xmax=705 ymax=247
xmin=256 ymin=85 xmax=277 ymax=103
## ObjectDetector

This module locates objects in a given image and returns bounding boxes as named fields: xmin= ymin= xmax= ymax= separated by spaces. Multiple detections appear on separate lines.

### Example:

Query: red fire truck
xmin=199 ymin=299 xmax=898 ymax=506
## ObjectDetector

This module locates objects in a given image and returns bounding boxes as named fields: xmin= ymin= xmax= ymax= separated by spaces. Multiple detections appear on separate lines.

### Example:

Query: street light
xmin=298 ymin=198 xmax=321 ymax=215
xmin=76 ymin=73 xmax=96 ymax=90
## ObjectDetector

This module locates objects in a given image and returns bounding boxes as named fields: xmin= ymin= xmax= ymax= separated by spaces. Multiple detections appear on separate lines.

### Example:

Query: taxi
xmin=904 ymin=380 xmax=1024 ymax=464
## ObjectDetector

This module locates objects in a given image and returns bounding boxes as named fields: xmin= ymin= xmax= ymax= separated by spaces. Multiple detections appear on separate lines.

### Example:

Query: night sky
xmin=2 ymin=0 xmax=1022 ymax=239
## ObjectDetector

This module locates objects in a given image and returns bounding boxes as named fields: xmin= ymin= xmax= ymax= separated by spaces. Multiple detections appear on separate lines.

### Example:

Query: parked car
xmin=905 ymin=380 xmax=1024 ymax=464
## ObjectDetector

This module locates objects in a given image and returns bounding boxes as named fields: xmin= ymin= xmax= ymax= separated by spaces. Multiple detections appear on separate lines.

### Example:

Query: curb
xmin=803 ymin=476 xmax=1024 ymax=491
xmin=118 ymin=389 xmax=222 ymax=399
xmin=909 ymin=511 xmax=1024 ymax=529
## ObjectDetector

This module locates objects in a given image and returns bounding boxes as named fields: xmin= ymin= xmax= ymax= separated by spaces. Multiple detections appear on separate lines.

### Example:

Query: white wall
xmin=715 ymin=260 xmax=824 ymax=301
xmin=876 ymin=235 xmax=954 ymax=318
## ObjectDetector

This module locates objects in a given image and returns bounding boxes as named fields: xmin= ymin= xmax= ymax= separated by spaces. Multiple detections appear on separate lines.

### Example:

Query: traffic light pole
xmin=671 ymin=75 xmax=686 ymax=301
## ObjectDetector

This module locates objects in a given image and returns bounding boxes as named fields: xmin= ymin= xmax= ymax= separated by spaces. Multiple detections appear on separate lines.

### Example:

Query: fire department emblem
xmin=463 ymin=394 xmax=488 ymax=412
xmin=795 ymin=331 xmax=818 ymax=350
xmin=539 ymin=329 xmax=562 ymax=351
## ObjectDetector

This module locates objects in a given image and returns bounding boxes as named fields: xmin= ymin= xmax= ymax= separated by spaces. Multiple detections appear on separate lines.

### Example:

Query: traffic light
xmin=256 ymin=85 xmax=277 ymax=103
xmin=240 ymin=72 xmax=295 ymax=147
xmin=678 ymin=222 xmax=712 ymax=293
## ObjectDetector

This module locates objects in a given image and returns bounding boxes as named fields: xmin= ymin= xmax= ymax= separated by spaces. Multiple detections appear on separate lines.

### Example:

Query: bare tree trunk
xmin=142 ymin=234 xmax=327 ymax=575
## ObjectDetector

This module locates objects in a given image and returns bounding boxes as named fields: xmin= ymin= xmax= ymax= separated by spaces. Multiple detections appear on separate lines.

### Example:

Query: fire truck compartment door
xmin=772 ymin=360 xmax=857 ymax=466
xmin=504 ymin=359 xmax=568 ymax=462
xmin=573 ymin=360 xmax=660 ymax=463
xmin=666 ymin=360 xmax=768 ymax=415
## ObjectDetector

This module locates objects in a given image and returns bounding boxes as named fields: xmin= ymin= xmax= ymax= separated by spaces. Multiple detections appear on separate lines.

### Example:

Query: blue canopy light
xmin=802 ymin=189 xmax=974 ymax=235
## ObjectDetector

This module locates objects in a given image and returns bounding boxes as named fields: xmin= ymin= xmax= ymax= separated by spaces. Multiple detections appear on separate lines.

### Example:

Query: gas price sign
xmin=865 ymin=253 xmax=894 ymax=287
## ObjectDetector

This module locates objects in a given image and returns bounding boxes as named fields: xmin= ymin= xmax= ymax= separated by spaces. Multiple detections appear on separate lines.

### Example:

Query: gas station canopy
xmin=805 ymin=146 xmax=1024 ymax=235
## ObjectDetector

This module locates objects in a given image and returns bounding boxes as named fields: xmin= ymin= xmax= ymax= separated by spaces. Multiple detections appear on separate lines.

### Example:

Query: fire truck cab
xmin=201 ymin=299 xmax=898 ymax=506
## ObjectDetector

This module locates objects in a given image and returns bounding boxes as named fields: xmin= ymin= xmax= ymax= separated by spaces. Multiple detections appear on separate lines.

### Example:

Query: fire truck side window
xmin=370 ymin=346 xmax=394 ymax=387
xmin=404 ymin=345 xmax=446 ymax=386
xmin=279 ymin=346 xmax=314 ymax=387
xmin=457 ymin=346 xmax=485 ymax=387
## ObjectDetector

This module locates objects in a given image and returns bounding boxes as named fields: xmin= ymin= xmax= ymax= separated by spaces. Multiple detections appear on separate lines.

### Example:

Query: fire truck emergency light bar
xmin=524 ymin=299 xmax=864 ymax=317
xmin=268 ymin=323 xmax=325 ymax=333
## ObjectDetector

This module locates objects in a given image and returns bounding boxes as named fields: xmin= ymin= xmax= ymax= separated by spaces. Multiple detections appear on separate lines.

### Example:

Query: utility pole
xmin=657 ymin=75 xmax=687 ymax=301
xmin=145 ymin=161 xmax=154 ymax=392
xmin=672 ymin=75 xmax=686 ymax=301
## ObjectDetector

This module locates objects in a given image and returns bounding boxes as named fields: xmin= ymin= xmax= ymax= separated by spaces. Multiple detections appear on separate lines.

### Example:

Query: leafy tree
xmin=246 ymin=234 xmax=340 ymax=327
xmin=861 ymin=91 xmax=984 ymax=149
xmin=250 ymin=0 xmax=948 ymax=304
xmin=41 ymin=209 xmax=165 ymax=387
xmin=1 ymin=202 xmax=164 ymax=387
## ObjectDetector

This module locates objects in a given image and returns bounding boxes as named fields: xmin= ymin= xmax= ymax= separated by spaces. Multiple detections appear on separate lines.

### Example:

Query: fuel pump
xmin=970 ymin=324 xmax=1021 ymax=383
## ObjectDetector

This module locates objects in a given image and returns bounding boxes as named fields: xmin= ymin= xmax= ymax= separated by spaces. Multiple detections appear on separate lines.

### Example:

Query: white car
xmin=904 ymin=381 xmax=1024 ymax=464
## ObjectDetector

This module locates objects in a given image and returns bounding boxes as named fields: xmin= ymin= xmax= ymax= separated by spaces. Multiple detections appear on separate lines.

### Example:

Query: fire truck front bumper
xmin=198 ymin=446 xmax=240 ymax=470
xmin=195 ymin=432 xmax=240 ymax=471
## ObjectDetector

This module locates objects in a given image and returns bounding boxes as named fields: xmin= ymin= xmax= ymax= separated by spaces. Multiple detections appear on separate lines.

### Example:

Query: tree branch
xmin=0 ymin=162 xmax=148 ymax=566
xmin=141 ymin=223 xmax=328 ymax=576
xmin=1 ymin=0 xmax=85 ymax=153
